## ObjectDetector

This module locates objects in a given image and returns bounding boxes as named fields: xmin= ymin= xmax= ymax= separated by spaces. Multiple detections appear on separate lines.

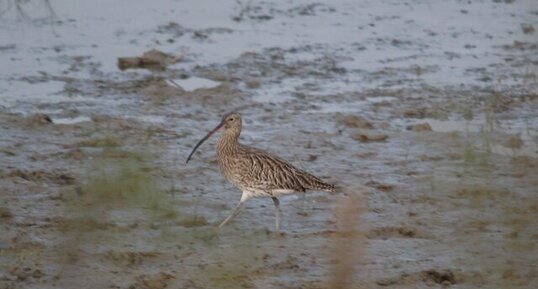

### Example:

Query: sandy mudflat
xmin=1 ymin=0 xmax=537 ymax=288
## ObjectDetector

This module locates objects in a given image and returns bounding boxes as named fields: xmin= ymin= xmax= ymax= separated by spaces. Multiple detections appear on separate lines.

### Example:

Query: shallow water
xmin=1 ymin=0 xmax=537 ymax=288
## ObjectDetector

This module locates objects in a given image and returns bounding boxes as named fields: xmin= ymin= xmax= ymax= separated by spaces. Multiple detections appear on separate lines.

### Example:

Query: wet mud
xmin=1 ymin=0 xmax=537 ymax=288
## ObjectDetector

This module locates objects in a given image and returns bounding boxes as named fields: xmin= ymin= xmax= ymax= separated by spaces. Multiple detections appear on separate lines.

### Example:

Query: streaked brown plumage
xmin=186 ymin=112 xmax=336 ymax=231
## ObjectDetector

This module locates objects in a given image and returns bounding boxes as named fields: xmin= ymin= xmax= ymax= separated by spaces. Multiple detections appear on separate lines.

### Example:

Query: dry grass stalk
xmin=326 ymin=189 xmax=367 ymax=289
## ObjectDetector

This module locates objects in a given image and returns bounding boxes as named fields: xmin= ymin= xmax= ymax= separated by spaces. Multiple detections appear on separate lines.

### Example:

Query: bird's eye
xmin=229 ymin=118 xmax=234 ymax=121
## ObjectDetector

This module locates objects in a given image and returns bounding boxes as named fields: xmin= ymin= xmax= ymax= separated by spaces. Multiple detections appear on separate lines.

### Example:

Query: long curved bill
xmin=186 ymin=121 xmax=224 ymax=164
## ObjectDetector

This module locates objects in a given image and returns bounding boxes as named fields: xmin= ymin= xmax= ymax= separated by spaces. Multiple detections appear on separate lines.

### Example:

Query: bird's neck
xmin=217 ymin=128 xmax=240 ymax=157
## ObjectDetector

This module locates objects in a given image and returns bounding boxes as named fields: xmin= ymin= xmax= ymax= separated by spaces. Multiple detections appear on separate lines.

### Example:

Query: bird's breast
xmin=217 ymin=155 xmax=244 ymax=186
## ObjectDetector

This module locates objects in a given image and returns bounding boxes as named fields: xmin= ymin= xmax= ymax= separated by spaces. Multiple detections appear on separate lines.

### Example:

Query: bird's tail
xmin=311 ymin=181 xmax=340 ymax=194
xmin=328 ymin=183 xmax=343 ymax=194
xmin=302 ymin=172 xmax=340 ymax=194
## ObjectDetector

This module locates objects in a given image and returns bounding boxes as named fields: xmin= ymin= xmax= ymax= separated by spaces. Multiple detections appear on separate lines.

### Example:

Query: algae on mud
xmin=1 ymin=0 xmax=537 ymax=288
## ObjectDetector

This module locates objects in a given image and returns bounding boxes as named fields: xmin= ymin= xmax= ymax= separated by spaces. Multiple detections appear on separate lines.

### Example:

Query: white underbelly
xmin=241 ymin=188 xmax=296 ymax=201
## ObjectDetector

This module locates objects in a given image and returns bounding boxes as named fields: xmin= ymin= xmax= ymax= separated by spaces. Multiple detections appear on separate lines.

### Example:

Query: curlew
xmin=186 ymin=112 xmax=336 ymax=232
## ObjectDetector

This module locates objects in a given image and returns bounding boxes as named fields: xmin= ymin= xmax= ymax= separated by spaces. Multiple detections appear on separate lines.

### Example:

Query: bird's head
xmin=186 ymin=112 xmax=242 ymax=164
xmin=222 ymin=112 xmax=242 ymax=130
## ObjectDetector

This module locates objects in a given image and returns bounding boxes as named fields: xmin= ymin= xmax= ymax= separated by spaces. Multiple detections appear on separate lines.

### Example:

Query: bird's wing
xmin=233 ymin=147 xmax=334 ymax=192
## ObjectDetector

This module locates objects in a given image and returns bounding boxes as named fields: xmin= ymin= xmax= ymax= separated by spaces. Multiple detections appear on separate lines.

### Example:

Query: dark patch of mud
xmin=128 ymin=272 xmax=176 ymax=289
xmin=1 ymin=1 xmax=538 ymax=289
xmin=4 ymin=169 xmax=75 ymax=185
xmin=366 ymin=226 xmax=423 ymax=239
xmin=376 ymin=269 xmax=475 ymax=287
xmin=232 ymin=2 xmax=336 ymax=23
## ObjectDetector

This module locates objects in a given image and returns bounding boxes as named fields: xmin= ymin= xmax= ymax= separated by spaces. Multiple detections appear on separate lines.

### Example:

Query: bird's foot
xmin=266 ymin=227 xmax=285 ymax=238
xmin=194 ymin=226 xmax=220 ymax=241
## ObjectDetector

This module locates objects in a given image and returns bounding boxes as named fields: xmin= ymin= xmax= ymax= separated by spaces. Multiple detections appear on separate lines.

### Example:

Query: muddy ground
xmin=1 ymin=0 xmax=537 ymax=288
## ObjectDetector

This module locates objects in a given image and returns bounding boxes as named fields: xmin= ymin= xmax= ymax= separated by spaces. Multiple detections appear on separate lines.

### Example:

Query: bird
xmin=186 ymin=112 xmax=336 ymax=232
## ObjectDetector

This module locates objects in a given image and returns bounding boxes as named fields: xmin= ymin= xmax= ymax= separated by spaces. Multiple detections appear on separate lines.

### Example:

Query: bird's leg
xmin=300 ymin=192 xmax=307 ymax=216
xmin=218 ymin=201 xmax=244 ymax=229
xmin=272 ymin=197 xmax=281 ymax=232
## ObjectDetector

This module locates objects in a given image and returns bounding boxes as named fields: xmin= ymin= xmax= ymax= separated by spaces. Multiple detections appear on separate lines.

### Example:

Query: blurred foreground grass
xmin=59 ymin=141 xmax=181 ymax=252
